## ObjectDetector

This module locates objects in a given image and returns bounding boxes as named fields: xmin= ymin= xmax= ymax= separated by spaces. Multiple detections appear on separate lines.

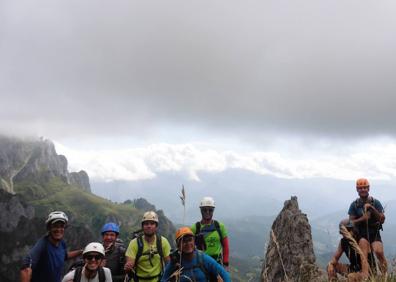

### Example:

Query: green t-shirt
xmin=191 ymin=220 xmax=228 ymax=258
xmin=125 ymin=235 xmax=171 ymax=281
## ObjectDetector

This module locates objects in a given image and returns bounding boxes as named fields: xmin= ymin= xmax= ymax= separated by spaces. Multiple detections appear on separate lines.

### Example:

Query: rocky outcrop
xmin=0 ymin=136 xmax=90 ymax=193
xmin=262 ymin=196 xmax=320 ymax=282
xmin=69 ymin=170 xmax=91 ymax=192
xmin=0 ymin=189 xmax=41 ymax=282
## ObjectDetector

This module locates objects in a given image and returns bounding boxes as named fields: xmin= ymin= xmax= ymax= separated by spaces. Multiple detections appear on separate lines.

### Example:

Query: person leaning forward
xmin=124 ymin=211 xmax=171 ymax=282
xmin=327 ymin=219 xmax=371 ymax=281
xmin=348 ymin=178 xmax=387 ymax=274
xmin=20 ymin=211 xmax=83 ymax=282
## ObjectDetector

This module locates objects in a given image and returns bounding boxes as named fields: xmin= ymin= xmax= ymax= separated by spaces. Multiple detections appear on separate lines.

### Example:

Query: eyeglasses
xmin=201 ymin=208 xmax=214 ymax=213
xmin=85 ymin=254 xmax=103 ymax=261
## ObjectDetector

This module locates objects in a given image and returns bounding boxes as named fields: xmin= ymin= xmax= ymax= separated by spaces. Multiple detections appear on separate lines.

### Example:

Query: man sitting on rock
xmin=327 ymin=219 xmax=370 ymax=281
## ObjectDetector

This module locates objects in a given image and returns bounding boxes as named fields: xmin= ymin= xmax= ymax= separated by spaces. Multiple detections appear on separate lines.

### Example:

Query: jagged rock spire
xmin=262 ymin=196 xmax=320 ymax=282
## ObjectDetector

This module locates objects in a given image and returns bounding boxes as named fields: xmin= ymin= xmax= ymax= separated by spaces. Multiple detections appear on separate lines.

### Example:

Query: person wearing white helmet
xmin=191 ymin=197 xmax=230 ymax=270
xmin=20 ymin=211 xmax=83 ymax=282
xmin=124 ymin=211 xmax=171 ymax=281
xmin=62 ymin=242 xmax=112 ymax=282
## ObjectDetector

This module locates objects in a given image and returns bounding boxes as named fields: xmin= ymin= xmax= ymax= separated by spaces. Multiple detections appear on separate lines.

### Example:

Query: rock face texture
xmin=0 ymin=136 xmax=90 ymax=193
xmin=69 ymin=170 xmax=91 ymax=192
xmin=0 ymin=189 xmax=95 ymax=282
xmin=262 ymin=196 xmax=319 ymax=282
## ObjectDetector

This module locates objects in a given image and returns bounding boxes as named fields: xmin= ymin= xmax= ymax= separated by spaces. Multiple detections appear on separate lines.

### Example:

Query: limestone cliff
xmin=262 ymin=196 xmax=320 ymax=282
xmin=0 ymin=136 xmax=90 ymax=193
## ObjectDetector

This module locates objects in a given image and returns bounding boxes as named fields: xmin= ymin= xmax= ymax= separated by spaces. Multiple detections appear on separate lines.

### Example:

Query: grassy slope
xmin=13 ymin=176 xmax=171 ymax=242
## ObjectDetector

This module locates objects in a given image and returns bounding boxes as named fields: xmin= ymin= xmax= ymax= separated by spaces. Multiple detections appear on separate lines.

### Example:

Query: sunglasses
xmin=85 ymin=254 xmax=103 ymax=261
xmin=181 ymin=236 xmax=194 ymax=243
xmin=201 ymin=208 xmax=214 ymax=213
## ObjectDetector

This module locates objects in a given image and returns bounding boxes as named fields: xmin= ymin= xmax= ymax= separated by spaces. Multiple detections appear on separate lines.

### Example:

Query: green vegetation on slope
xmin=14 ymin=176 xmax=175 ymax=244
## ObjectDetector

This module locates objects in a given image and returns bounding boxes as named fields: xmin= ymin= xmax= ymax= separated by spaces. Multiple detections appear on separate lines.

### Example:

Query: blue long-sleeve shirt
xmin=161 ymin=250 xmax=230 ymax=282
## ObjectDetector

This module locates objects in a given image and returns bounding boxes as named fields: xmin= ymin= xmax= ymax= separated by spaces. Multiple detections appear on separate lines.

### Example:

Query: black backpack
xmin=73 ymin=266 xmax=106 ymax=282
xmin=130 ymin=233 xmax=165 ymax=281
xmin=195 ymin=220 xmax=224 ymax=251
xmin=135 ymin=234 xmax=164 ymax=265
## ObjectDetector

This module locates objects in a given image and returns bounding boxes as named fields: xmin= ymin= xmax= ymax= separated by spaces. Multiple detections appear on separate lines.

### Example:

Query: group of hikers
xmin=18 ymin=177 xmax=388 ymax=282
xmin=20 ymin=196 xmax=231 ymax=282
xmin=327 ymin=178 xmax=387 ymax=281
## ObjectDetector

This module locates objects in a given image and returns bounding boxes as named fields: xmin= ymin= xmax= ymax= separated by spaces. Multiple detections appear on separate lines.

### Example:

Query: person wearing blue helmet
xmin=101 ymin=222 xmax=126 ymax=282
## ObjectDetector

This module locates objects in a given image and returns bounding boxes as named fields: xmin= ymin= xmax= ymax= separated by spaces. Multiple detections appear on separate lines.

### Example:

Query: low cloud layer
xmin=56 ymin=138 xmax=396 ymax=182
xmin=2 ymin=0 xmax=396 ymax=140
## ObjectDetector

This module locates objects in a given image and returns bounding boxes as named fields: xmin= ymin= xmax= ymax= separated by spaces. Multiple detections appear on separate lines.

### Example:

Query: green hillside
xmin=13 ymin=175 xmax=175 ymax=247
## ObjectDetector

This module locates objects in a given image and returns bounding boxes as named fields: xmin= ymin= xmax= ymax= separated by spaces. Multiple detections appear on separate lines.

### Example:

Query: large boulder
xmin=262 ymin=196 xmax=320 ymax=282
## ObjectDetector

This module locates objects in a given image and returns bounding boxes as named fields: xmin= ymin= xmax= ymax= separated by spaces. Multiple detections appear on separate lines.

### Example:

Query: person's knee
xmin=359 ymin=239 xmax=370 ymax=253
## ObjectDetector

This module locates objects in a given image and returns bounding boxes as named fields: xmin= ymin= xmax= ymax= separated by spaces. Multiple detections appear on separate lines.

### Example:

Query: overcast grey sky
xmin=2 ymin=0 xmax=396 ymax=139
xmin=2 ymin=1 xmax=396 ymax=183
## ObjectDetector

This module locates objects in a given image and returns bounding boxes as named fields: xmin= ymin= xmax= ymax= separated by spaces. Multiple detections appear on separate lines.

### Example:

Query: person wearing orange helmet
xmin=348 ymin=178 xmax=387 ymax=274
xmin=161 ymin=227 xmax=230 ymax=282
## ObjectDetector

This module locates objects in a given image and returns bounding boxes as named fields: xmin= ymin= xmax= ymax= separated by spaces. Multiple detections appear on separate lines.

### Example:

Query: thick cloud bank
xmin=1 ymin=0 xmax=396 ymax=139
xmin=56 ymin=139 xmax=396 ymax=182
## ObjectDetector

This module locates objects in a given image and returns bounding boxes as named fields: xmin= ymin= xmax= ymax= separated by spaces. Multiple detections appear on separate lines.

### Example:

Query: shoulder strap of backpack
xmin=196 ymin=251 xmax=210 ymax=280
xmin=156 ymin=234 xmax=164 ymax=259
xmin=195 ymin=221 xmax=201 ymax=234
xmin=73 ymin=266 xmax=83 ymax=282
xmin=135 ymin=236 xmax=144 ymax=265
xmin=98 ymin=267 xmax=106 ymax=282
xmin=214 ymin=220 xmax=224 ymax=247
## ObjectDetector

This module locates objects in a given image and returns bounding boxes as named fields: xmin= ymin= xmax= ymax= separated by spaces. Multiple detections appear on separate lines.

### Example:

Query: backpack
xmin=73 ymin=266 xmax=106 ymax=282
xmin=195 ymin=220 xmax=224 ymax=250
xmin=168 ymin=250 xmax=217 ymax=282
xmin=135 ymin=233 xmax=164 ymax=265
xmin=132 ymin=233 xmax=165 ymax=281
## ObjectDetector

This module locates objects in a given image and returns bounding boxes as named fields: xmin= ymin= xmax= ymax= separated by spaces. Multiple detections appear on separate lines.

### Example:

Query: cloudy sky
xmin=2 ymin=0 xmax=396 ymax=185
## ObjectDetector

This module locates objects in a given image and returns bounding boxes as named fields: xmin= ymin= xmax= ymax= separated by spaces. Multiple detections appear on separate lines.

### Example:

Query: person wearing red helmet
xmin=348 ymin=178 xmax=387 ymax=274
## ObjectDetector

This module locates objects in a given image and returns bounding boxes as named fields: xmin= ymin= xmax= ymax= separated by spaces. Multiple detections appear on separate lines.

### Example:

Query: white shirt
xmin=62 ymin=267 xmax=113 ymax=282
